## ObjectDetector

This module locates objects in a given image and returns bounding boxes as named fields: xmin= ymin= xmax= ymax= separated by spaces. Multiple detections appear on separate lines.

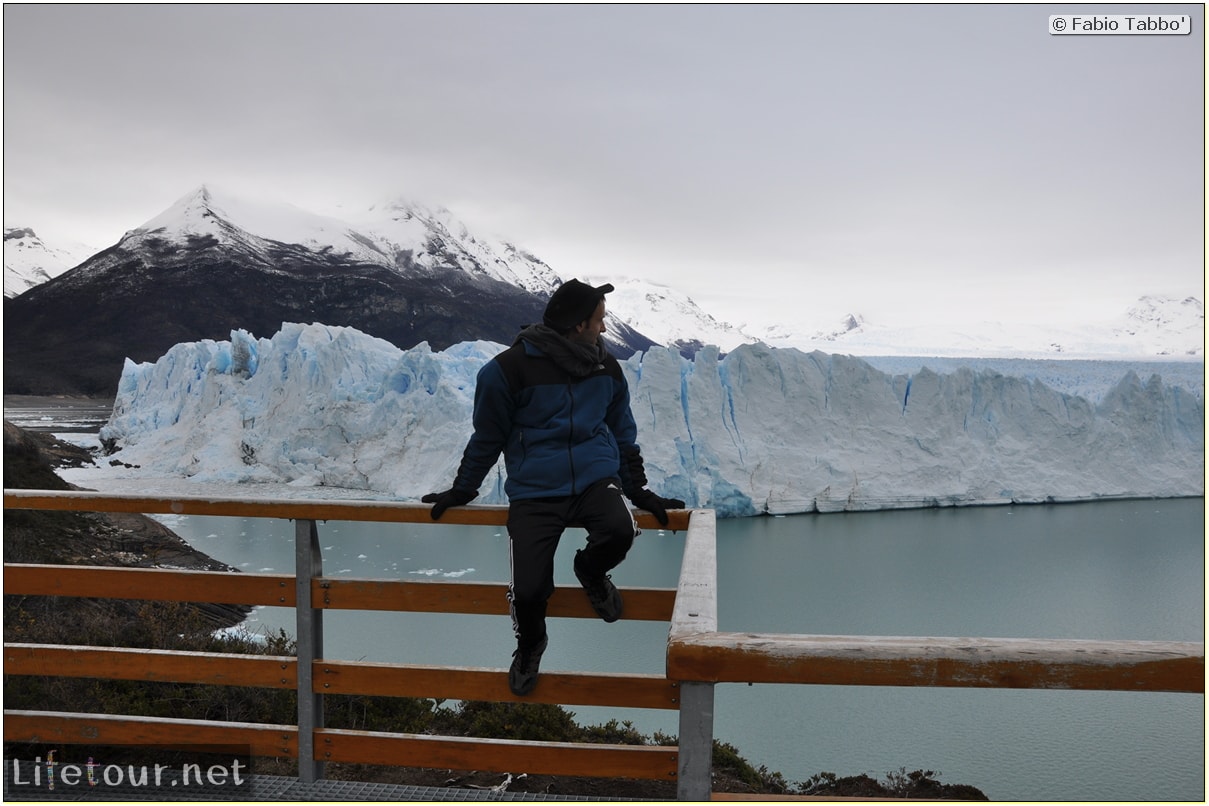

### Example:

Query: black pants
xmin=506 ymin=477 xmax=638 ymax=648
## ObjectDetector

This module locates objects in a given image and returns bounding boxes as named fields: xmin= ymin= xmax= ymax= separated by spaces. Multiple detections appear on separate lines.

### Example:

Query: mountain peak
xmin=586 ymin=275 xmax=759 ymax=354
xmin=186 ymin=184 xmax=216 ymax=207
xmin=114 ymin=186 xmax=565 ymax=296
xmin=123 ymin=185 xmax=389 ymax=266
xmin=4 ymin=226 xmax=97 ymax=298
xmin=837 ymin=313 xmax=863 ymax=334
xmin=130 ymin=184 xmax=233 ymax=240
xmin=5 ymin=226 xmax=38 ymax=241
xmin=1114 ymin=295 xmax=1204 ymax=355
xmin=354 ymin=196 xmax=562 ymax=295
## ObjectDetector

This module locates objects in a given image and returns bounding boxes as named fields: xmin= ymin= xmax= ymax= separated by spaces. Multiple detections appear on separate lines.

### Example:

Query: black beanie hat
xmin=543 ymin=278 xmax=615 ymax=331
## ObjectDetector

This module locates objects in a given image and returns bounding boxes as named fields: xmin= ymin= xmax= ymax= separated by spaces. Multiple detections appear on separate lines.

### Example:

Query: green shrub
xmin=712 ymin=739 xmax=790 ymax=793
xmin=448 ymin=700 xmax=581 ymax=742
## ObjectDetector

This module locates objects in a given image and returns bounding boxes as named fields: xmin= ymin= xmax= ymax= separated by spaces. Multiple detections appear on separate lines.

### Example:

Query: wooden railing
xmin=3 ymin=490 xmax=692 ymax=790
xmin=663 ymin=506 xmax=1203 ymax=798
xmin=4 ymin=489 xmax=1204 ymax=800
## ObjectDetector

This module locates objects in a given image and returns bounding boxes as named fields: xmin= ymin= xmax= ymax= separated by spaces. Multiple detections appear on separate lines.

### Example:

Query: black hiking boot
xmin=574 ymin=550 xmax=623 ymax=623
xmin=508 ymin=634 xmax=548 ymax=696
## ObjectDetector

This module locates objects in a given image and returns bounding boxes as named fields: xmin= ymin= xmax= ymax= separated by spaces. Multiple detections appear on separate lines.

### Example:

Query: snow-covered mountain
xmin=1113 ymin=295 xmax=1204 ymax=355
xmin=759 ymin=313 xmax=865 ymax=348
xmin=355 ymin=198 xmax=562 ymax=295
xmin=9 ymin=185 xmax=1204 ymax=371
xmin=117 ymin=187 xmax=565 ymax=296
xmin=117 ymin=186 xmax=734 ymax=353
xmin=584 ymin=275 xmax=759 ymax=354
xmin=4 ymin=185 xmax=662 ymax=395
xmin=124 ymin=186 xmax=388 ymax=265
xmin=92 ymin=322 xmax=1204 ymax=517
xmin=3 ymin=227 xmax=95 ymax=298
xmin=756 ymin=297 xmax=1204 ymax=359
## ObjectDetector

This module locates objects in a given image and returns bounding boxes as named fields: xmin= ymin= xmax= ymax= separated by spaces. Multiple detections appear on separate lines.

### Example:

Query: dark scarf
xmin=515 ymin=324 xmax=607 ymax=378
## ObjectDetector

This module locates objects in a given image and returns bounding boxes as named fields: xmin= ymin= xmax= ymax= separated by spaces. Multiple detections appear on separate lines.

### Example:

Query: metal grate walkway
xmin=4 ymin=762 xmax=649 ymax=802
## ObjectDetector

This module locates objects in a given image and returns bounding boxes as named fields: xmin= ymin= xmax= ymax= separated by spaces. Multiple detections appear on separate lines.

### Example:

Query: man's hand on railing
xmin=421 ymin=488 xmax=477 ymax=520
xmin=627 ymin=489 xmax=686 ymax=528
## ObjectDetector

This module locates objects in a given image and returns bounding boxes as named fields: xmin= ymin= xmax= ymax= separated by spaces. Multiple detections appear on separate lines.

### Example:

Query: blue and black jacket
xmin=451 ymin=339 xmax=642 ymax=501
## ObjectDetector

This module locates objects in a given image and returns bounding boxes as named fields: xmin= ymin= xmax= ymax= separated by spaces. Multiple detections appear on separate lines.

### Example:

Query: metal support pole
xmin=676 ymin=680 xmax=715 ymax=800
xmin=295 ymin=518 xmax=325 ymax=783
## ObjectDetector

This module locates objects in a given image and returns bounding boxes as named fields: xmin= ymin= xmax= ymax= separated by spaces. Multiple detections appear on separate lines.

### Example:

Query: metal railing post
xmin=295 ymin=518 xmax=324 ymax=783
xmin=677 ymin=680 xmax=716 ymax=800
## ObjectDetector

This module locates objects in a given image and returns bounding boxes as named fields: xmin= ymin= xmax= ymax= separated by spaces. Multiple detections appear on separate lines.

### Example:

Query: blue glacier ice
xmin=97 ymin=322 xmax=1205 ymax=517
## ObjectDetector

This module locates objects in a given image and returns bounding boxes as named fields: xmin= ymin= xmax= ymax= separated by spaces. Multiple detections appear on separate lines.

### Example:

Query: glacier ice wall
xmin=99 ymin=323 xmax=1205 ymax=517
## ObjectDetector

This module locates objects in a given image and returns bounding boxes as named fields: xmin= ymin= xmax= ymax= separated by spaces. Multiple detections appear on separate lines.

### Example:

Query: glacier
xmin=97 ymin=322 xmax=1205 ymax=518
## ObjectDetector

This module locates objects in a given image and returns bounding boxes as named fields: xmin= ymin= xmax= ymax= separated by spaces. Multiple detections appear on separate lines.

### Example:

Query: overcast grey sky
xmin=3 ymin=3 xmax=1204 ymax=331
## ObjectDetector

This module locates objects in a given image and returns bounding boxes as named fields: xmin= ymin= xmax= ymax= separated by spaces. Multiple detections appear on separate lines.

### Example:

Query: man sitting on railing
xmin=424 ymin=278 xmax=684 ymax=696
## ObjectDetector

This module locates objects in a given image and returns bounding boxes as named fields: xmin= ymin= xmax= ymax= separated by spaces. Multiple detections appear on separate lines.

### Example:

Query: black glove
xmin=421 ymin=488 xmax=477 ymax=520
xmin=628 ymin=488 xmax=686 ymax=528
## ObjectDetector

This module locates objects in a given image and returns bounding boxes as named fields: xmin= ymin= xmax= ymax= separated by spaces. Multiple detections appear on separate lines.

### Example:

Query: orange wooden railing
xmin=4 ymin=489 xmax=1203 ymax=800
xmin=3 ymin=490 xmax=693 ymax=789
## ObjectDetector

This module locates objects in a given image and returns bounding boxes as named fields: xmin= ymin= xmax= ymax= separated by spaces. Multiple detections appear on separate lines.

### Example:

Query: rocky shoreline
xmin=3 ymin=418 xmax=250 ymax=630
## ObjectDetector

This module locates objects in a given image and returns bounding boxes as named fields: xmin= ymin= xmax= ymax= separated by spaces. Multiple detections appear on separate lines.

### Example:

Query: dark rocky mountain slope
xmin=4 ymin=244 xmax=548 ymax=395
xmin=4 ymin=187 xmax=658 ymax=396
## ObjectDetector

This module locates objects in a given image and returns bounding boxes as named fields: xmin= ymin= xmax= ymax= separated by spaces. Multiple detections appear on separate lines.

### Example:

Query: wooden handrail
xmin=6 ymin=487 xmax=1202 ymax=800
xmin=1 ymin=642 xmax=681 ymax=710
xmin=312 ymin=728 xmax=679 ymax=780
xmin=2 ymin=563 xmax=675 ymax=621
xmin=315 ymin=577 xmax=676 ymax=620
xmin=2 ymin=489 xmax=693 ymax=532
xmin=3 ymin=643 xmax=297 ymax=688
xmin=669 ymin=507 xmax=718 ymax=638
xmin=3 ymin=711 xmax=298 ymax=758
xmin=0 ymin=710 xmax=681 ymax=783
xmin=666 ymin=631 xmax=1205 ymax=694
xmin=3 ymin=564 xmax=296 ymax=606
xmin=1 ymin=711 xmax=680 ymax=782
xmin=314 ymin=659 xmax=682 ymax=709
xmin=3 ymin=485 xmax=696 ymax=791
